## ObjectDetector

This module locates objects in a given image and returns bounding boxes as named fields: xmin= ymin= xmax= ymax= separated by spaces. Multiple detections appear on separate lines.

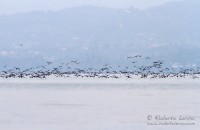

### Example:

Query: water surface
xmin=0 ymin=79 xmax=200 ymax=130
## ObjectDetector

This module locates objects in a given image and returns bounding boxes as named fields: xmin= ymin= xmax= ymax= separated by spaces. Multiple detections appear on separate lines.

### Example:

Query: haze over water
xmin=1 ymin=0 xmax=200 ymax=130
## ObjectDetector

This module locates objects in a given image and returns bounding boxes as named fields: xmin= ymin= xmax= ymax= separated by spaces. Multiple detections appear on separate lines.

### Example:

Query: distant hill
xmin=0 ymin=0 xmax=200 ymax=69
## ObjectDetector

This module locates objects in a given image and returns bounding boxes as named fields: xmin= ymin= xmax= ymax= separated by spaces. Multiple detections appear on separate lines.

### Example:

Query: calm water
xmin=0 ymin=80 xmax=200 ymax=130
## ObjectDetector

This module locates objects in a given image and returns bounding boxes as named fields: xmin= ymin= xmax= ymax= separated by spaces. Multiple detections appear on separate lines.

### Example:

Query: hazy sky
xmin=0 ymin=0 xmax=183 ymax=15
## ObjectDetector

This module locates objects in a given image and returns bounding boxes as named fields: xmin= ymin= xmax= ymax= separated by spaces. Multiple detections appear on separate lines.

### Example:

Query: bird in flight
xmin=47 ymin=61 xmax=52 ymax=65
xmin=146 ymin=57 xmax=150 ymax=60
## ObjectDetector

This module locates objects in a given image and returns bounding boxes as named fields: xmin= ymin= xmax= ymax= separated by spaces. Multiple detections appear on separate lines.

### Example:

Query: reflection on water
xmin=0 ymin=81 xmax=200 ymax=130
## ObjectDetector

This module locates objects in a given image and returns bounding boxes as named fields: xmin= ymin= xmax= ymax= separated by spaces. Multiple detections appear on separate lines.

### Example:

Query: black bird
xmin=71 ymin=60 xmax=80 ymax=64
xmin=47 ymin=62 xmax=52 ymax=65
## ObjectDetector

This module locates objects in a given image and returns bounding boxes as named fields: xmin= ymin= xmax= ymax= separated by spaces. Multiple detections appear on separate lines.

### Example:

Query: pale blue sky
xmin=0 ymin=0 xmax=183 ymax=15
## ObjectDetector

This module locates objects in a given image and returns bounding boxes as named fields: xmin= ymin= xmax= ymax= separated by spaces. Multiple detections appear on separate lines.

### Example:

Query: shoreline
xmin=1 ymin=76 xmax=200 ymax=86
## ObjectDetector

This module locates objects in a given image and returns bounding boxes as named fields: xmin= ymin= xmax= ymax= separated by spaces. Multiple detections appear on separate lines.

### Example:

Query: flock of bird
xmin=1 ymin=55 xmax=200 ymax=79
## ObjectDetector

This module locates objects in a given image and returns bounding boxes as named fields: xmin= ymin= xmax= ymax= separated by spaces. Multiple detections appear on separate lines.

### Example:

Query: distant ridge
xmin=0 ymin=1 xmax=200 ymax=68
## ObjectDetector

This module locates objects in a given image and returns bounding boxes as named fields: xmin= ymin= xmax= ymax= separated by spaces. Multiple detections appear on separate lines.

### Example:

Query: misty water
xmin=0 ymin=79 xmax=200 ymax=130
